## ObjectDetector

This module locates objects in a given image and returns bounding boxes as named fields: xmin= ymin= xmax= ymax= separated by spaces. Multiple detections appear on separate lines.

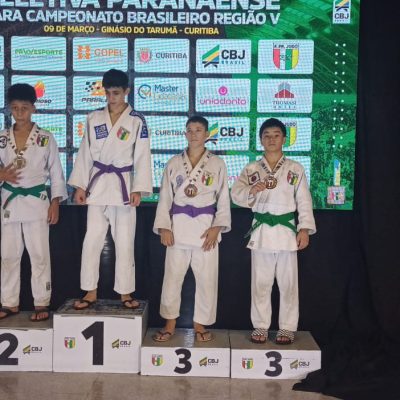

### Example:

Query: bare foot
xmin=30 ymin=307 xmax=49 ymax=321
xmin=0 ymin=306 xmax=19 ymax=319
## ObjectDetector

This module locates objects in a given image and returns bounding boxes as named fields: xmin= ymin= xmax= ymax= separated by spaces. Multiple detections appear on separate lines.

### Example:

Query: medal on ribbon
xmin=260 ymin=156 xmax=286 ymax=190
xmin=182 ymin=150 xmax=213 ymax=198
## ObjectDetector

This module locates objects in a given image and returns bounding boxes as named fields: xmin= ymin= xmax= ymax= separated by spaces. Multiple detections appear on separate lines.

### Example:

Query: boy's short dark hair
xmin=186 ymin=115 xmax=208 ymax=131
xmin=7 ymin=83 xmax=37 ymax=104
xmin=259 ymin=118 xmax=287 ymax=139
xmin=102 ymin=69 xmax=129 ymax=89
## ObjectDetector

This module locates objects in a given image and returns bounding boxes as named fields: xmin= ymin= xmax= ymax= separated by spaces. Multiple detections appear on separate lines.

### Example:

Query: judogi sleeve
xmin=295 ymin=168 xmax=316 ymax=234
xmin=153 ymin=162 xmax=174 ymax=234
xmin=131 ymin=117 xmax=152 ymax=197
xmin=212 ymin=161 xmax=231 ymax=233
xmin=68 ymin=118 xmax=92 ymax=190
xmin=231 ymin=165 xmax=255 ymax=208
xmin=47 ymin=134 xmax=68 ymax=201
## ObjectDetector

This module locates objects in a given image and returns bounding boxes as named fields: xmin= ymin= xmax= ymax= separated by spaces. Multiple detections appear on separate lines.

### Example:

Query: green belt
xmin=2 ymin=182 xmax=47 ymax=210
xmin=244 ymin=211 xmax=296 ymax=238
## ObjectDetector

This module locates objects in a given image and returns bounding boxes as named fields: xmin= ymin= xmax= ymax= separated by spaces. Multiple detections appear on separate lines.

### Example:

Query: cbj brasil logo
xmin=202 ymin=45 xmax=246 ymax=68
xmin=206 ymin=121 xmax=246 ymax=146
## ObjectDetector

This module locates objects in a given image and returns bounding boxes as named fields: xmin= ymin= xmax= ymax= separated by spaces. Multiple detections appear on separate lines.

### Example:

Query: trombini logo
xmin=273 ymin=43 xmax=299 ymax=70
xmin=152 ymin=354 xmax=163 ymax=366
xmin=138 ymin=84 xmax=152 ymax=99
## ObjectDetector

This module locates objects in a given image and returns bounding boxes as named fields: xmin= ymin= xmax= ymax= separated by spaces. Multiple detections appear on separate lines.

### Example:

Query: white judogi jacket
xmin=68 ymin=105 xmax=152 ymax=205
xmin=231 ymin=156 xmax=316 ymax=252
xmin=0 ymin=124 xmax=67 ymax=224
xmin=153 ymin=150 xmax=231 ymax=249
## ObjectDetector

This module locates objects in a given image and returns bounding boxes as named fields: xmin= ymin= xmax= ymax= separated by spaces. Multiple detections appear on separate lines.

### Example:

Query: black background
xmin=2 ymin=1 xmax=400 ymax=399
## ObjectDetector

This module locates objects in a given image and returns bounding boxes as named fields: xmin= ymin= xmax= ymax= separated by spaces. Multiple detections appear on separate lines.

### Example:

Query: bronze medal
xmin=184 ymin=183 xmax=198 ymax=198
xmin=13 ymin=156 xmax=27 ymax=169
xmin=265 ymin=176 xmax=277 ymax=189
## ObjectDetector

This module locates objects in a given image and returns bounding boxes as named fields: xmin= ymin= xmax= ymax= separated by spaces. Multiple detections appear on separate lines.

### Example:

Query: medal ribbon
xmin=181 ymin=150 xmax=213 ymax=188
xmin=7 ymin=125 xmax=40 ymax=165
xmin=260 ymin=156 xmax=286 ymax=184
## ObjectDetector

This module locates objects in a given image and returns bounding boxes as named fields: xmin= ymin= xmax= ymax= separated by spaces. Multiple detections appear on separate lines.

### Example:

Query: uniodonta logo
xmin=333 ymin=0 xmax=351 ymax=24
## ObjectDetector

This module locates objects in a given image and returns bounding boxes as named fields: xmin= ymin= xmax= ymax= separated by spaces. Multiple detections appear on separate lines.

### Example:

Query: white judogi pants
xmin=160 ymin=246 xmax=219 ymax=326
xmin=81 ymin=205 xmax=136 ymax=294
xmin=1 ymin=219 xmax=51 ymax=307
xmin=251 ymin=250 xmax=298 ymax=331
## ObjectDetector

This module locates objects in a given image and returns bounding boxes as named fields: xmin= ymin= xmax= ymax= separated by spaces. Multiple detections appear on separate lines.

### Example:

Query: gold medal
xmin=13 ymin=156 xmax=27 ymax=169
xmin=184 ymin=184 xmax=198 ymax=198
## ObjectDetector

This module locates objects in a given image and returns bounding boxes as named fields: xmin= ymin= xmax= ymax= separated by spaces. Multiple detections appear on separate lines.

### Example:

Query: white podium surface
xmin=53 ymin=299 xmax=148 ymax=373
xmin=230 ymin=330 xmax=321 ymax=379
xmin=0 ymin=311 xmax=53 ymax=371
xmin=141 ymin=328 xmax=230 ymax=377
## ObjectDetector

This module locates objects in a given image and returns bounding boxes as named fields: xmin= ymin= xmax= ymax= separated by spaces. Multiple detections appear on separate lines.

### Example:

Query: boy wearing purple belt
xmin=153 ymin=116 xmax=231 ymax=342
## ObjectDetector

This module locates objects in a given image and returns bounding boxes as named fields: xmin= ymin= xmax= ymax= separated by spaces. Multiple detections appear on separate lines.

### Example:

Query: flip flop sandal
xmin=30 ymin=307 xmax=50 ymax=322
xmin=251 ymin=328 xmax=268 ymax=344
xmin=122 ymin=299 xmax=140 ymax=310
xmin=0 ymin=307 xmax=19 ymax=320
xmin=275 ymin=329 xmax=295 ymax=345
xmin=195 ymin=331 xmax=213 ymax=342
xmin=152 ymin=330 xmax=174 ymax=342
xmin=73 ymin=299 xmax=96 ymax=310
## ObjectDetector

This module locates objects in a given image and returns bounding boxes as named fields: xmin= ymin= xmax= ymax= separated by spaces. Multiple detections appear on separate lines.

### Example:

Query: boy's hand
xmin=201 ymin=226 xmax=221 ymax=251
xmin=249 ymin=182 xmax=266 ymax=196
xmin=297 ymin=229 xmax=310 ymax=250
xmin=160 ymin=228 xmax=174 ymax=247
xmin=48 ymin=198 xmax=60 ymax=225
xmin=0 ymin=164 xmax=20 ymax=184
xmin=130 ymin=192 xmax=141 ymax=207
xmin=74 ymin=187 xmax=87 ymax=204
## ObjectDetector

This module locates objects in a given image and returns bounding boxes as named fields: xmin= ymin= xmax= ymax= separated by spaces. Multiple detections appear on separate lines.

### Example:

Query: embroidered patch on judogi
xmin=94 ymin=124 xmax=109 ymax=140
xmin=248 ymin=171 xmax=260 ymax=185
xmin=287 ymin=170 xmax=299 ymax=185
xmin=37 ymin=134 xmax=49 ymax=147
xmin=117 ymin=126 xmax=130 ymax=141
xmin=0 ymin=135 xmax=8 ymax=148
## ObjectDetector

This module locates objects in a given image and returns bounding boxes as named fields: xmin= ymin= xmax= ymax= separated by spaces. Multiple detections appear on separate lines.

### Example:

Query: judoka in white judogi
xmin=231 ymin=156 xmax=316 ymax=333
xmin=0 ymin=124 xmax=67 ymax=307
xmin=69 ymin=105 xmax=152 ymax=296
xmin=154 ymin=149 xmax=231 ymax=326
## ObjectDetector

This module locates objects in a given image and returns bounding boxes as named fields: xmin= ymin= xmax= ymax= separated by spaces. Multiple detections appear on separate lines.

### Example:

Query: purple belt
xmin=170 ymin=202 xmax=216 ymax=218
xmin=86 ymin=161 xmax=133 ymax=205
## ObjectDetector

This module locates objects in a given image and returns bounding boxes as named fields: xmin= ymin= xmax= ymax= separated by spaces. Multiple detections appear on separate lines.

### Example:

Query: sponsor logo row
xmin=0 ymin=75 xmax=313 ymax=113
xmin=1 ymin=37 xmax=314 ymax=75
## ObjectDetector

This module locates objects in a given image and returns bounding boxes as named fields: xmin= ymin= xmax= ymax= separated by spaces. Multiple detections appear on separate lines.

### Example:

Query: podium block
xmin=230 ymin=330 xmax=321 ymax=379
xmin=0 ymin=312 xmax=53 ymax=371
xmin=141 ymin=328 xmax=230 ymax=377
xmin=53 ymin=299 xmax=148 ymax=373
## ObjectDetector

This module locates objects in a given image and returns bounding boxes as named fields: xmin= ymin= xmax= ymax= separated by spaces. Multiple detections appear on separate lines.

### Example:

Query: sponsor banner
xmin=0 ymin=75 xmax=4 ymax=108
xmin=11 ymin=36 xmax=66 ymax=71
xmin=152 ymin=153 xmax=174 ymax=188
xmin=0 ymin=36 xmax=4 ymax=70
xmin=147 ymin=115 xmax=187 ymax=150
xmin=134 ymin=39 xmax=189 ymax=73
xmin=73 ymin=76 xmax=106 ymax=110
xmin=196 ymin=79 xmax=251 ymax=113
xmin=205 ymin=117 xmax=250 ymax=151
xmin=72 ymin=114 xmax=87 ymax=148
xmin=73 ymin=37 xmax=128 ymax=72
xmin=32 ymin=114 xmax=67 ymax=148
xmin=12 ymin=75 xmax=66 ymax=110
xmin=258 ymin=40 xmax=314 ymax=74
xmin=134 ymin=78 xmax=189 ymax=112
xmin=257 ymin=79 xmax=313 ymax=113
xmin=196 ymin=39 xmax=251 ymax=74
xmin=220 ymin=155 xmax=250 ymax=188
xmin=333 ymin=0 xmax=351 ymax=24
xmin=256 ymin=117 xmax=312 ymax=152
xmin=0 ymin=113 xmax=4 ymax=130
